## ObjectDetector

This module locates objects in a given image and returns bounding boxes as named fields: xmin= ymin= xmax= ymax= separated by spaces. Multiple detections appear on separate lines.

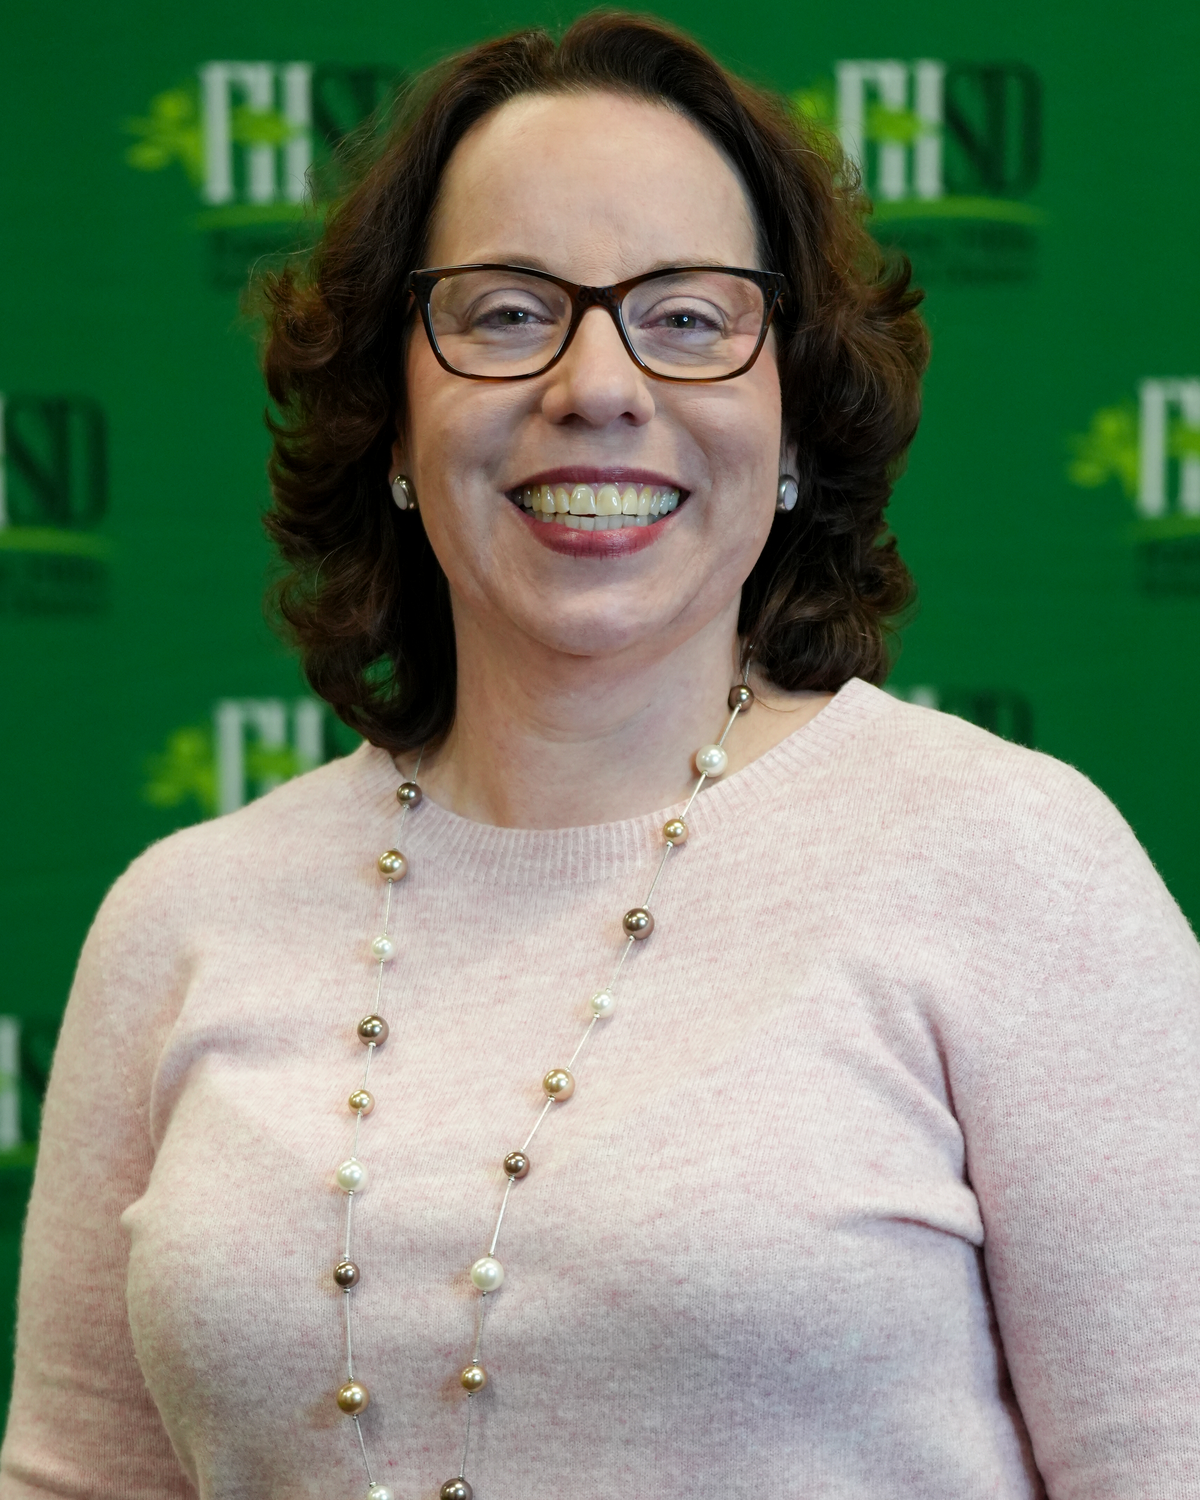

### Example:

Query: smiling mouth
xmin=509 ymin=481 xmax=682 ymax=530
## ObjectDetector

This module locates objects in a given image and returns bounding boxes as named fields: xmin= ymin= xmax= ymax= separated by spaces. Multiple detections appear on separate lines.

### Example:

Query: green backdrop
xmin=2 ymin=0 xmax=1198 ymax=1415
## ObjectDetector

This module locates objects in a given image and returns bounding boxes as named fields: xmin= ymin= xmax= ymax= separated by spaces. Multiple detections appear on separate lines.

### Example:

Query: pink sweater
xmin=3 ymin=680 xmax=1198 ymax=1500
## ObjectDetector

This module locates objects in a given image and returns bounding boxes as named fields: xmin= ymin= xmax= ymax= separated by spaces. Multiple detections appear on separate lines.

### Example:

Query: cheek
xmin=688 ymin=371 xmax=782 ymax=501
xmin=405 ymin=343 xmax=526 ymax=493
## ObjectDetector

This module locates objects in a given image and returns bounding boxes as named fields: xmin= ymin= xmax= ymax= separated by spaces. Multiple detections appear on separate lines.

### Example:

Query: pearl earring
xmin=391 ymin=475 xmax=416 ymax=512
xmin=776 ymin=475 xmax=799 ymax=513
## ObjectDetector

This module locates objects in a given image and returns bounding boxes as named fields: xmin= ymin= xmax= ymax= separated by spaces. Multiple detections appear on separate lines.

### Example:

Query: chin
xmin=519 ymin=606 xmax=675 ymax=662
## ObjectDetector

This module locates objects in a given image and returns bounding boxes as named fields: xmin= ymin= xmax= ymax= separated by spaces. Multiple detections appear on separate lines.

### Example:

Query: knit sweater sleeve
xmin=0 ymin=842 xmax=195 ymax=1499
xmin=954 ymin=782 xmax=1200 ymax=1499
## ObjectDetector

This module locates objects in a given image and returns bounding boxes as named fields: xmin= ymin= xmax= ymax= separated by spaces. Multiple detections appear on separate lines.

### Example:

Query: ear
xmin=779 ymin=436 xmax=799 ymax=479
xmin=389 ymin=434 xmax=405 ymax=483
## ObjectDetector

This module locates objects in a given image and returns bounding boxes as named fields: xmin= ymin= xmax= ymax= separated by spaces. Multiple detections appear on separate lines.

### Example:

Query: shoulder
xmin=54 ymin=747 xmax=397 ymax=1107
xmin=859 ymin=681 xmax=1110 ymax=811
xmin=785 ymin=679 xmax=1148 ymax=896
xmin=766 ymin=681 xmax=1198 ymax=1002
xmin=91 ymin=742 xmax=392 ymax=951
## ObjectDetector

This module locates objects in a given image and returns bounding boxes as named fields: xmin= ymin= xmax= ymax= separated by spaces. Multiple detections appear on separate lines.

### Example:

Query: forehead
xmin=424 ymin=90 xmax=761 ymax=280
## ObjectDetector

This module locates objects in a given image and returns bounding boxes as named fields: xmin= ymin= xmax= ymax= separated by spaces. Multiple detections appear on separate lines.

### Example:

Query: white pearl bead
xmin=694 ymin=743 xmax=728 ymax=777
xmin=590 ymin=989 xmax=616 ymax=1019
xmin=336 ymin=1158 xmax=367 ymax=1193
xmin=368 ymin=1486 xmax=394 ymax=1500
xmin=371 ymin=935 xmax=396 ymax=962
xmin=470 ymin=1255 xmax=505 ymax=1291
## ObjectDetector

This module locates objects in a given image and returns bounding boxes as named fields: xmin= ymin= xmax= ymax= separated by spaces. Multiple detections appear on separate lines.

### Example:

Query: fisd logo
xmin=0 ymin=394 xmax=109 ymax=615
xmin=836 ymin=59 xmax=1041 ymax=206
xmin=798 ymin=58 xmax=1043 ymax=283
xmin=127 ymin=61 xmax=399 ymax=289
xmin=144 ymin=697 xmax=350 ymax=820
xmin=1069 ymin=378 xmax=1200 ymax=596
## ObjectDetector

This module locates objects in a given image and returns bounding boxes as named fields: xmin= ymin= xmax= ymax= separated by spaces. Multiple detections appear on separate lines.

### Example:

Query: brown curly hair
xmin=260 ymin=11 xmax=929 ymax=753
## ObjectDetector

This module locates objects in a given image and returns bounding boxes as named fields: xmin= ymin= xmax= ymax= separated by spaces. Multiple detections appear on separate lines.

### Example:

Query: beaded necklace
xmin=331 ymin=682 xmax=754 ymax=1500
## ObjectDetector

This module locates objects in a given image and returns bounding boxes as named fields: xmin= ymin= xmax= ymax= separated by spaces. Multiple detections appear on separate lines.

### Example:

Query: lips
xmin=513 ymin=480 xmax=681 ymax=531
xmin=503 ymin=468 xmax=687 ymax=556
xmin=505 ymin=475 xmax=685 ymax=557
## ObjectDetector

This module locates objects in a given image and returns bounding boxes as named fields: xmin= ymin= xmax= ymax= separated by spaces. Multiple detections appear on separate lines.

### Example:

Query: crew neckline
xmin=342 ymin=678 xmax=892 ymax=883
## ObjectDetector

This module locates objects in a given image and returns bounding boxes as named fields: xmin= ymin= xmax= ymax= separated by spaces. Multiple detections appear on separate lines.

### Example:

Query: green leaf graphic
xmin=124 ymin=86 xmax=204 ymax=184
xmin=143 ymin=726 xmax=217 ymax=816
xmin=1067 ymin=402 xmax=1139 ymax=501
xmin=790 ymin=80 xmax=836 ymax=130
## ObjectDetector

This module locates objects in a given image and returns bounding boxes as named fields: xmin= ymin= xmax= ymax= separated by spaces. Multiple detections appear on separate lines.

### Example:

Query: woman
xmin=3 ymin=14 xmax=1198 ymax=1500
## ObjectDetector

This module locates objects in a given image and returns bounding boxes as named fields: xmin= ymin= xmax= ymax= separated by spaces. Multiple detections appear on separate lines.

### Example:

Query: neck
xmin=405 ymin=598 xmax=833 ymax=829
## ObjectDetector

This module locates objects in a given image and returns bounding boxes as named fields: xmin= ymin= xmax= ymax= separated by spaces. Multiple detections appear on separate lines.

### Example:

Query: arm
xmin=0 ymin=854 xmax=195 ymax=1499
xmin=961 ymin=799 xmax=1200 ymax=1498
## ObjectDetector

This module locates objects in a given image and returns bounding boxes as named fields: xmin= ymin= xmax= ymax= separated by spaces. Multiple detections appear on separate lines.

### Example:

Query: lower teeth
xmin=533 ymin=513 xmax=655 ymax=530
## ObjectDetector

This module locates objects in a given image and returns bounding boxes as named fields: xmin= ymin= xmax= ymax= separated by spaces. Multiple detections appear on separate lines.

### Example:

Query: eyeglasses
xmin=407 ymin=264 xmax=788 ymax=383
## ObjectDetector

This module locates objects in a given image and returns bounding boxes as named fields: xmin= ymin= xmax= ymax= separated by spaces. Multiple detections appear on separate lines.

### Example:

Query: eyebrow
xmin=455 ymin=255 xmax=732 ymax=278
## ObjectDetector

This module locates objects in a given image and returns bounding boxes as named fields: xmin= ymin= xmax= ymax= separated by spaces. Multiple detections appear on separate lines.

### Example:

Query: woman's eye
xmin=642 ymin=301 xmax=724 ymax=334
xmin=471 ymin=297 xmax=556 ymax=330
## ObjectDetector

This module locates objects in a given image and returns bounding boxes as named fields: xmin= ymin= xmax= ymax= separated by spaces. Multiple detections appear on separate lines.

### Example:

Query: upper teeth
xmin=515 ymin=482 xmax=681 ymax=529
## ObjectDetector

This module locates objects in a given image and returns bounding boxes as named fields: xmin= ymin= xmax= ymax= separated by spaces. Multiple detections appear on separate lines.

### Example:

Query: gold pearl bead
xmin=503 ymin=1150 xmax=529 ymax=1178
xmin=728 ymin=683 xmax=755 ymax=712
xmin=349 ymin=1089 xmax=374 ymax=1115
xmin=377 ymin=849 xmax=407 ymax=880
xmin=542 ymin=1067 xmax=575 ymax=1102
xmin=663 ymin=818 xmax=688 ymax=845
xmin=622 ymin=907 xmax=654 ymax=940
xmin=460 ymin=1362 xmax=487 ymax=1392
xmin=336 ymin=1379 xmax=369 ymax=1414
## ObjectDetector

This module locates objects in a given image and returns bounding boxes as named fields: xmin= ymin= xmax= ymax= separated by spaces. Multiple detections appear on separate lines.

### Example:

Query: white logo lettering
xmin=200 ymin=61 xmax=313 ymax=206
xmin=836 ymin=59 xmax=944 ymax=202
xmin=0 ymin=1018 xmax=20 ymax=1152
xmin=1138 ymin=379 xmax=1200 ymax=518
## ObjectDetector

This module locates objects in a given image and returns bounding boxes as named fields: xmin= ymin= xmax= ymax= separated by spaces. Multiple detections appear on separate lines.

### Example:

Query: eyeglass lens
xmin=427 ymin=269 xmax=768 ymax=379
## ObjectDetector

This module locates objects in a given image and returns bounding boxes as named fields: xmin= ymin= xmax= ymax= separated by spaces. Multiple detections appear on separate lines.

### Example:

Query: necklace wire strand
xmin=331 ymin=696 xmax=749 ymax=1500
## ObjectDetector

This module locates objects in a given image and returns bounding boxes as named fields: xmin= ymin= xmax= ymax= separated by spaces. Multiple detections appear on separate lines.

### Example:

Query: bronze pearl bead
xmin=542 ymin=1067 xmax=575 ymax=1102
xmin=336 ymin=1380 xmax=369 ymax=1414
xmin=623 ymin=907 xmax=654 ymax=940
xmin=440 ymin=1481 xmax=473 ymax=1500
xmin=377 ymin=848 xmax=407 ymax=880
xmin=396 ymin=781 xmax=423 ymax=807
xmin=459 ymin=1362 xmax=487 ymax=1392
xmin=728 ymin=683 xmax=755 ymax=712
xmin=663 ymin=818 xmax=688 ymax=845
xmin=334 ymin=1259 xmax=360 ymax=1288
xmin=503 ymin=1150 xmax=529 ymax=1179
xmin=357 ymin=1015 xmax=389 ymax=1046
xmin=348 ymin=1088 xmax=374 ymax=1115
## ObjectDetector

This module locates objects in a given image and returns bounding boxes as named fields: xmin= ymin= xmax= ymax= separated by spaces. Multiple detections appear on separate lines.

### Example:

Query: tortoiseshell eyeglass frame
xmin=405 ymin=264 xmax=789 ymax=383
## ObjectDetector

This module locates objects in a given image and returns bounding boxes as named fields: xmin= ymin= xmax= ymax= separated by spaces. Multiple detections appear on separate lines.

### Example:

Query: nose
xmin=538 ymin=305 xmax=656 ymax=430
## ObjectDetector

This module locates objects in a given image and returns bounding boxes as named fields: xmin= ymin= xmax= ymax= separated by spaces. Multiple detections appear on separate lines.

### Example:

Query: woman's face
xmin=402 ymin=91 xmax=783 ymax=665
